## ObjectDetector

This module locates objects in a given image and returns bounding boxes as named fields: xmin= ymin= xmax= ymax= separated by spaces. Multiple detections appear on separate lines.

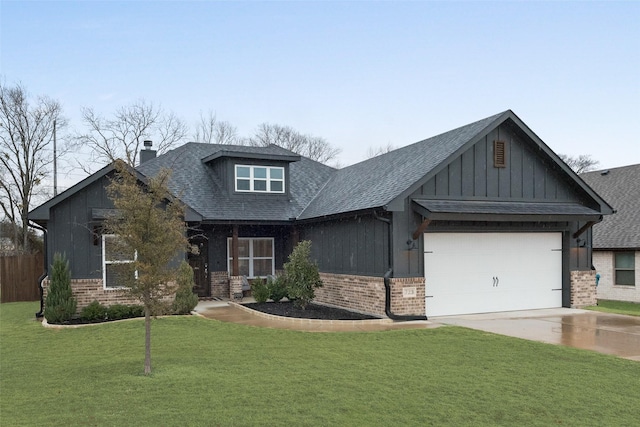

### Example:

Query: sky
xmin=1 ymin=0 xmax=639 ymax=192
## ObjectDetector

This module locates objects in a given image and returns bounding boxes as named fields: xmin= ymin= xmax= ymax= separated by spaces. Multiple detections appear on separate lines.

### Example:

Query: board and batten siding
xmin=417 ymin=125 xmax=580 ymax=202
xmin=48 ymin=175 xmax=114 ymax=279
xmin=299 ymin=214 xmax=389 ymax=277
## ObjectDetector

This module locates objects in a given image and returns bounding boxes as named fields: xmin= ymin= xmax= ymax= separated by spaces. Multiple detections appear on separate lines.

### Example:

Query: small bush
xmin=284 ymin=241 xmax=322 ymax=309
xmin=128 ymin=305 xmax=144 ymax=318
xmin=251 ymin=278 xmax=270 ymax=303
xmin=172 ymin=261 xmax=199 ymax=314
xmin=107 ymin=304 xmax=131 ymax=320
xmin=44 ymin=253 xmax=77 ymax=323
xmin=267 ymin=276 xmax=288 ymax=302
xmin=81 ymin=300 xmax=107 ymax=322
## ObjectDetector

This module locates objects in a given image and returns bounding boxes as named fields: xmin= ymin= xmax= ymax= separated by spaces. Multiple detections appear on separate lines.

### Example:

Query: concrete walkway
xmin=433 ymin=308 xmax=640 ymax=361
xmin=195 ymin=302 xmax=640 ymax=360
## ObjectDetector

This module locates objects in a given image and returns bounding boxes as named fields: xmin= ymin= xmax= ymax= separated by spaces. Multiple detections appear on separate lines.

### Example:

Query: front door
xmin=188 ymin=236 xmax=209 ymax=298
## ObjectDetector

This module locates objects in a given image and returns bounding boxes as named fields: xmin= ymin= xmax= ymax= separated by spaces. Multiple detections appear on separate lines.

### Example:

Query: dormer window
xmin=235 ymin=165 xmax=285 ymax=193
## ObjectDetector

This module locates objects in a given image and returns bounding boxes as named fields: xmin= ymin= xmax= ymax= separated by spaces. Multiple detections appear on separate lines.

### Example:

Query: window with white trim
xmin=235 ymin=165 xmax=285 ymax=193
xmin=227 ymin=237 xmax=274 ymax=278
xmin=102 ymin=234 xmax=137 ymax=288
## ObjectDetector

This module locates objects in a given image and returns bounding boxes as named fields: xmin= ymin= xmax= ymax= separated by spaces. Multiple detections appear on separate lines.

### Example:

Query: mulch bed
xmin=243 ymin=301 xmax=378 ymax=320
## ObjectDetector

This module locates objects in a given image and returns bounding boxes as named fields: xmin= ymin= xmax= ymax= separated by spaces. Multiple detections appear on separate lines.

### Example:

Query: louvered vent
xmin=494 ymin=140 xmax=506 ymax=168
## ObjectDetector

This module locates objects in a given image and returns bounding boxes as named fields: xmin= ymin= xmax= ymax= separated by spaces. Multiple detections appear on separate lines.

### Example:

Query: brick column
xmin=570 ymin=270 xmax=597 ymax=308
xmin=229 ymin=276 xmax=243 ymax=300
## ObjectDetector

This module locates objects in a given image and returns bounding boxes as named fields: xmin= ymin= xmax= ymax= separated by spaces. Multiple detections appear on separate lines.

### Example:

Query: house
xmin=29 ymin=110 xmax=613 ymax=318
xmin=581 ymin=164 xmax=640 ymax=303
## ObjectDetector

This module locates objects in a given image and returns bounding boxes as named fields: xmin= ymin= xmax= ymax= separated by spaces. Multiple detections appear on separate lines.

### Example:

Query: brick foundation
xmin=315 ymin=273 xmax=425 ymax=318
xmin=211 ymin=271 xmax=229 ymax=298
xmin=389 ymin=277 xmax=426 ymax=316
xmin=42 ymin=278 xmax=140 ymax=314
xmin=570 ymin=270 xmax=597 ymax=308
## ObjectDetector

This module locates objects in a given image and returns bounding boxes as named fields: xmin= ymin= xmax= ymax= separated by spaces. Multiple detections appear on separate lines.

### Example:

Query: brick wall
xmin=42 ymin=278 xmax=140 ymax=313
xmin=570 ymin=270 xmax=597 ymax=308
xmin=211 ymin=271 xmax=229 ymax=298
xmin=389 ymin=277 xmax=425 ymax=316
xmin=315 ymin=273 xmax=425 ymax=318
xmin=593 ymin=250 xmax=640 ymax=303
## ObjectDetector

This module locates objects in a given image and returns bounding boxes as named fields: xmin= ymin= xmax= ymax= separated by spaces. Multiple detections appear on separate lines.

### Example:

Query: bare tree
xmin=76 ymin=100 xmax=188 ymax=170
xmin=559 ymin=154 xmax=599 ymax=174
xmin=366 ymin=143 xmax=396 ymax=159
xmin=192 ymin=111 xmax=238 ymax=144
xmin=0 ymin=82 xmax=66 ymax=253
xmin=246 ymin=123 xmax=340 ymax=164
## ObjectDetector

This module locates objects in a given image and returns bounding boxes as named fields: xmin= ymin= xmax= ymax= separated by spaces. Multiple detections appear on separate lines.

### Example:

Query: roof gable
xmin=299 ymin=110 xmax=613 ymax=219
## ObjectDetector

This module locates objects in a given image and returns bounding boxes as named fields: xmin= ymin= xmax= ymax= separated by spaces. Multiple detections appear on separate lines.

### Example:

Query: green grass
xmin=1 ymin=302 xmax=639 ymax=426
xmin=586 ymin=299 xmax=640 ymax=316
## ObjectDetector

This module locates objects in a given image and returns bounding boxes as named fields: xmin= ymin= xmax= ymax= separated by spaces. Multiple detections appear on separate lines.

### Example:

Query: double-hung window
xmin=614 ymin=252 xmax=635 ymax=286
xmin=227 ymin=237 xmax=274 ymax=278
xmin=235 ymin=165 xmax=285 ymax=193
xmin=102 ymin=234 xmax=137 ymax=288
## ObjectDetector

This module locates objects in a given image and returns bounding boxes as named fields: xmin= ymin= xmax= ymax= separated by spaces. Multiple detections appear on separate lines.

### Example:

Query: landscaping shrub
xmin=81 ymin=300 xmax=108 ymax=322
xmin=251 ymin=278 xmax=270 ymax=303
xmin=44 ymin=253 xmax=77 ymax=323
xmin=172 ymin=261 xmax=199 ymax=314
xmin=267 ymin=275 xmax=288 ymax=302
xmin=107 ymin=304 xmax=132 ymax=320
xmin=283 ymin=240 xmax=322 ymax=309
xmin=128 ymin=305 xmax=144 ymax=318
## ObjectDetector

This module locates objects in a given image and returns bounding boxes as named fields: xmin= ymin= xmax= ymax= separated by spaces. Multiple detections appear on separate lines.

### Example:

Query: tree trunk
xmin=144 ymin=305 xmax=152 ymax=375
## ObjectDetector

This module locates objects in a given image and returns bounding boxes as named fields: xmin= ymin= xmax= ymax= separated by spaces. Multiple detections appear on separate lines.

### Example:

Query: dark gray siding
xmin=202 ymin=225 xmax=293 ymax=274
xmin=48 ymin=175 xmax=114 ymax=279
xmin=417 ymin=124 xmax=581 ymax=202
xmin=299 ymin=214 xmax=389 ymax=276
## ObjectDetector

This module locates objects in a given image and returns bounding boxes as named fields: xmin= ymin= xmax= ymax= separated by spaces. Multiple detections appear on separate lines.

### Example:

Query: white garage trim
xmin=424 ymin=232 xmax=562 ymax=316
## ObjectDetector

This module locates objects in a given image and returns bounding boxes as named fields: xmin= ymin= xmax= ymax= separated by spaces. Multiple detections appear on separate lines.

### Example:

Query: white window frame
xmin=227 ymin=237 xmax=275 ymax=278
xmin=234 ymin=165 xmax=285 ymax=193
xmin=102 ymin=234 xmax=137 ymax=289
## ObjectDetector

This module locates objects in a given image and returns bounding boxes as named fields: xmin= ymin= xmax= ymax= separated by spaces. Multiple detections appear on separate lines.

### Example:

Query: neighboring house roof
xmin=136 ymin=142 xmax=336 ymax=222
xmin=581 ymin=164 xmax=640 ymax=250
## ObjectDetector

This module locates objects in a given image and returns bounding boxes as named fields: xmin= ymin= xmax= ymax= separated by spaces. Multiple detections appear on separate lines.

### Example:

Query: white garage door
xmin=424 ymin=232 xmax=562 ymax=317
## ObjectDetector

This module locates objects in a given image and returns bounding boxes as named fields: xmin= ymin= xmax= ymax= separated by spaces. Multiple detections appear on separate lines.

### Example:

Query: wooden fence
xmin=0 ymin=254 xmax=44 ymax=303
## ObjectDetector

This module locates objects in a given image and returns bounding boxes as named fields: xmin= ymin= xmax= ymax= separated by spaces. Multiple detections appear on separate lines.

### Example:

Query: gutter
xmin=373 ymin=210 xmax=427 ymax=321
xmin=29 ymin=221 xmax=47 ymax=318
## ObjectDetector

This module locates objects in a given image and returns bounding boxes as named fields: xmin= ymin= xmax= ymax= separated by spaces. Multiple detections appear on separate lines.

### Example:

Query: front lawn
xmin=1 ymin=302 xmax=638 ymax=426
xmin=586 ymin=299 xmax=640 ymax=316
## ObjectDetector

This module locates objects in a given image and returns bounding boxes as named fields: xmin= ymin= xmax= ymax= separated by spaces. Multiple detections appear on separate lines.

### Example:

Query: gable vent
xmin=494 ymin=140 xmax=506 ymax=168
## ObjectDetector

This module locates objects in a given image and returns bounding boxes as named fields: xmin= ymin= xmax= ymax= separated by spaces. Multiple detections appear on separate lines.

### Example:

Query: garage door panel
xmin=425 ymin=232 xmax=562 ymax=316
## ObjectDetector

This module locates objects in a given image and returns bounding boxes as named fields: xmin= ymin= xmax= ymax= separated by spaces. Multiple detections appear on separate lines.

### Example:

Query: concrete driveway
xmin=433 ymin=308 xmax=640 ymax=361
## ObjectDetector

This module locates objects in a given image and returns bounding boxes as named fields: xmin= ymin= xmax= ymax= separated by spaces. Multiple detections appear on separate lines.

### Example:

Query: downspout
xmin=373 ymin=210 xmax=427 ymax=321
xmin=29 ymin=221 xmax=47 ymax=318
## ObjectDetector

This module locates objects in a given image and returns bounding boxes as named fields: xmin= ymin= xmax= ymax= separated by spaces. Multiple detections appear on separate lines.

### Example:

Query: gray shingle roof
xmin=298 ymin=111 xmax=506 ymax=219
xmin=413 ymin=199 xmax=602 ymax=216
xmin=580 ymin=164 xmax=640 ymax=249
xmin=136 ymin=143 xmax=335 ymax=222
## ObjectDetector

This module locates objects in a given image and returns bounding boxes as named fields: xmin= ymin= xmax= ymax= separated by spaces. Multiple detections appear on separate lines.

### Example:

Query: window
xmin=235 ymin=165 xmax=285 ymax=193
xmin=614 ymin=252 xmax=635 ymax=286
xmin=102 ymin=234 xmax=137 ymax=288
xmin=227 ymin=237 xmax=274 ymax=277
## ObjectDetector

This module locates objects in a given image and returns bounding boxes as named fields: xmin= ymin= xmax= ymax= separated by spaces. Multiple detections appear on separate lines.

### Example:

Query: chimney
xmin=139 ymin=140 xmax=157 ymax=164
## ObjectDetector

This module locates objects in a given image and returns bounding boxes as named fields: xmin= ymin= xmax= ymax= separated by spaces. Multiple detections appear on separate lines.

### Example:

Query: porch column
xmin=231 ymin=225 xmax=239 ymax=276
xmin=291 ymin=226 xmax=299 ymax=248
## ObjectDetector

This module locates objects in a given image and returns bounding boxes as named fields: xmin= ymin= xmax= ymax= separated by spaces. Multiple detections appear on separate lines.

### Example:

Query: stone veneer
xmin=42 ymin=278 xmax=140 ymax=314
xmin=570 ymin=270 xmax=597 ymax=308
xmin=315 ymin=273 xmax=425 ymax=318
